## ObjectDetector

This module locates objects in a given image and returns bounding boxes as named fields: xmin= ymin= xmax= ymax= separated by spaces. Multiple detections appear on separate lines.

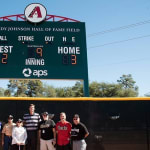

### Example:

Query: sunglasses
xmin=73 ymin=118 xmax=78 ymax=120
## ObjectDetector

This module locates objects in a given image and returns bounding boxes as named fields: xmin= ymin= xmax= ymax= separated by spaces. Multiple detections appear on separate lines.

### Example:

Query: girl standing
xmin=12 ymin=119 xmax=27 ymax=150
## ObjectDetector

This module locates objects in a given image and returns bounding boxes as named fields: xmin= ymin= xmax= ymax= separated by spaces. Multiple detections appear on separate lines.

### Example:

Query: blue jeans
xmin=3 ymin=135 xmax=12 ymax=150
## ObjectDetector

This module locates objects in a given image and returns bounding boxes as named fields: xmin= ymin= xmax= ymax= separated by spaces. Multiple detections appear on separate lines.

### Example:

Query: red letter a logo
xmin=28 ymin=6 xmax=42 ymax=18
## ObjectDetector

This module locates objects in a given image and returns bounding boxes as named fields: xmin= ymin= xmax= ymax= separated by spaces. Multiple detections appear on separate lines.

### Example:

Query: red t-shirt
xmin=56 ymin=121 xmax=72 ymax=146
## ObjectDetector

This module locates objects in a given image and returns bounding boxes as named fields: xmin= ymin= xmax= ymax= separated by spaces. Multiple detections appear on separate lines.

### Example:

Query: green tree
xmin=63 ymin=87 xmax=74 ymax=97
xmin=26 ymin=80 xmax=43 ymax=97
xmin=72 ymin=82 xmax=83 ymax=97
xmin=89 ymin=81 xmax=101 ymax=97
xmin=117 ymin=74 xmax=138 ymax=97
xmin=43 ymin=85 xmax=56 ymax=97
xmin=4 ymin=89 xmax=11 ymax=97
xmin=117 ymin=88 xmax=138 ymax=97
xmin=0 ymin=87 xmax=5 ymax=96
xmin=117 ymin=74 xmax=137 ymax=89
xmin=55 ymin=87 xmax=74 ymax=97
xmin=4 ymin=74 xmax=138 ymax=98
xmin=89 ymin=82 xmax=122 ymax=97
xmin=55 ymin=88 xmax=65 ymax=97
xmin=6 ymin=80 xmax=44 ymax=97
xmin=7 ymin=80 xmax=28 ymax=97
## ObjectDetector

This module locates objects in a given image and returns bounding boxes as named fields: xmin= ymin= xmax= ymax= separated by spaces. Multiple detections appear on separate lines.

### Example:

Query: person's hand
xmin=52 ymin=140 xmax=56 ymax=145
xmin=2 ymin=141 xmax=4 ymax=146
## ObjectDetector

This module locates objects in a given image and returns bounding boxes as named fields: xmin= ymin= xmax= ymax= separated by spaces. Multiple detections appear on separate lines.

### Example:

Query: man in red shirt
xmin=56 ymin=112 xmax=72 ymax=150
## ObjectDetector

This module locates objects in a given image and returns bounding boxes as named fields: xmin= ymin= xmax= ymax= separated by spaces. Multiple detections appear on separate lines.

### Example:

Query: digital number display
xmin=28 ymin=47 xmax=43 ymax=58
xmin=1 ymin=54 xmax=8 ymax=64
xmin=63 ymin=55 xmax=77 ymax=65
xmin=36 ymin=48 xmax=43 ymax=57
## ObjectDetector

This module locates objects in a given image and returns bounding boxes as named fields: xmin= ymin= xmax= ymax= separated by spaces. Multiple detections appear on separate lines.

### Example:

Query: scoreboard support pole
xmin=84 ymin=79 xmax=89 ymax=97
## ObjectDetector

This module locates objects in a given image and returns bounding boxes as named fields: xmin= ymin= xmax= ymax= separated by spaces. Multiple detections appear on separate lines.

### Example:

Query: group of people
xmin=1 ymin=104 xmax=89 ymax=150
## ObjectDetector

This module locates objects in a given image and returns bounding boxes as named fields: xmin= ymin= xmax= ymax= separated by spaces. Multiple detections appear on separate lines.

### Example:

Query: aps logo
xmin=22 ymin=68 xmax=32 ymax=77
xmin=22 ymin=68 xmax=48 ymax=77
xmin=24 ymin=3 xmax=47 ymax=23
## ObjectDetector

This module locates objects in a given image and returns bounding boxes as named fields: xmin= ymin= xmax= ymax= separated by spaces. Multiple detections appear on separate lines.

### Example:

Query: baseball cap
xmin=42 ymin=112 xmax=49 ymax=116
xmin=8 ymin=115 xmax=13 ymax=119
xmin=17 ymin=119 xmax=22 ymax=123
xmin=74 ymin=114 xmax=80 ymax=118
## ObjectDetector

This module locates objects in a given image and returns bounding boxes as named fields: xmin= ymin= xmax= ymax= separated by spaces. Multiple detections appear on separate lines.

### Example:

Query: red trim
xmin=0 ymin=14 xmax=80 ymax=22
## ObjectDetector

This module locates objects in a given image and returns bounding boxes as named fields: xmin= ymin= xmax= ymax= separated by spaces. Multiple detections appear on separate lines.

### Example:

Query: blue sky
xmin=0 ymin=0 xmax=150 ymax=96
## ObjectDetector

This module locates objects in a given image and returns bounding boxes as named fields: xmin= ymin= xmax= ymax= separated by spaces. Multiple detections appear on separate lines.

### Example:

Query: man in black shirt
xmin=39 ymin=112 xmax=56 ymax=150
xmin=71 ymin=114 xmax=89 ymax=150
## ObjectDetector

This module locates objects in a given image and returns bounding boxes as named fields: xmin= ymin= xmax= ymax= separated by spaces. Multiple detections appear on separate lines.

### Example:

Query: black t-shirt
xmin=71 ymin=122 xmax=89 ymax=141
xmin=39 ymin=119 xmax=55 ymax=140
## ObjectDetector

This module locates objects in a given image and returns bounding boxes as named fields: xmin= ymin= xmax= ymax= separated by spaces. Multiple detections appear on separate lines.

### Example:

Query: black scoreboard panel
xmin=0 ymin=21 xmax=88 ymax=80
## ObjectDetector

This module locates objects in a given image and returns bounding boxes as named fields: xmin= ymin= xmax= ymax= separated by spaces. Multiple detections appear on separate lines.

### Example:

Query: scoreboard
xmin=0 ymin=21 xmax=88 ymax=82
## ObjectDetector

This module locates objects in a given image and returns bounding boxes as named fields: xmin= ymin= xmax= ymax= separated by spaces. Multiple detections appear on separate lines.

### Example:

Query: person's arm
xmin=55 ymin=123 xmax=58 ymax=134
xmin=1 ymin=124 xmax=6 ymax=146
xmin=51 ymin=120 xmax=56 ymax=140
xmin=53 ymin=128 xmax=56 ymax=139
xmin=69 ymin=123 xmax=72 ymax=135
xmin=82 ymin=123 xmax=89 ymax=139
xmin=38 ymin=121 xmax=41 ymax=140
xmin=22 ymin=115 xmax=26 ymax=127
xmin=52 ymin=128 xmax=56 ymax=145
xmin=85 ymin=133 xmax=89 ymax=138
xmin=1 ymin=133 xmax=4 ymax=146
xmin=55 ymin=123 xmax=59 ymax=144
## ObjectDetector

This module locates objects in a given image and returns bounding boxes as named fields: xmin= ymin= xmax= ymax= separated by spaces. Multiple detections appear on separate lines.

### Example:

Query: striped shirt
xmin=23 ymin=113 xmax=41 ymax=131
